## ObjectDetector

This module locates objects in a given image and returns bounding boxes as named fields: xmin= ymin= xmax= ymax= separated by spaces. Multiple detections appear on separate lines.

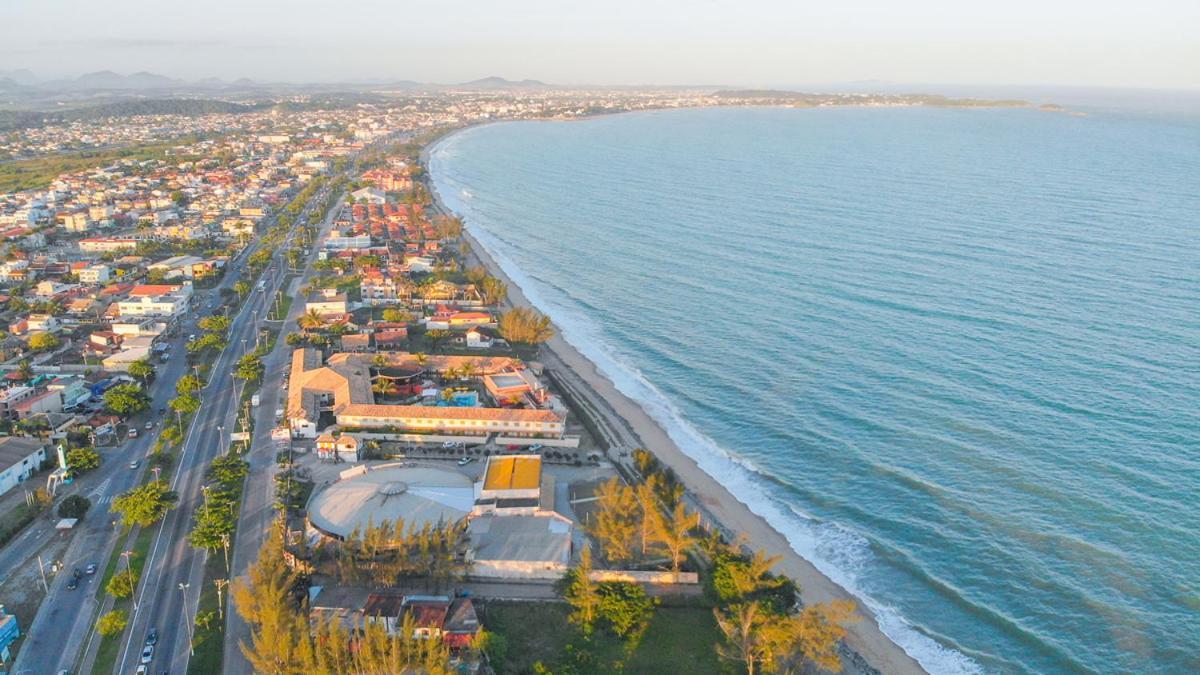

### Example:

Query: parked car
xmin=85 ymin=562 xmax=97 ymax=575
xmin=145 ymin=421 xmax=154 ymax=430
xmin=66 ymin=577 xmax=78 ymax=590
xmin=141 ymin=644 xmax=154 ymax=663
xmin=129 ymin=460 xmax=140 ymax=470
xmin=128 ymin=428 xmax=138 ymax=439
xmin=528 ymin=444 xmax=544 ymax=452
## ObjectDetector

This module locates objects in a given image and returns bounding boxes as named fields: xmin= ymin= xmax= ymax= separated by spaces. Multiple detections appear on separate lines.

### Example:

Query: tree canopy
xmin=104 ymin=383 xmax=150 ymax=416
xmin=112 ymin=480 xmax=178 ymax=528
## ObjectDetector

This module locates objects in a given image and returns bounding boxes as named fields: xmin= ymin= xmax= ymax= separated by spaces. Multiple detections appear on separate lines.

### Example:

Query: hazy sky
xmin=2 ymin=0 xmax=1197 ymax=89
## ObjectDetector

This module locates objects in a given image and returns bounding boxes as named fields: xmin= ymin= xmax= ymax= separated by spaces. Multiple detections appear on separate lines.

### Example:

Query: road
xmin=8 ymin=176 xmax=313 ymax=674
xmin=220 ymin=185 xmax=344 ymax=675
xmin=6 ymin=295 xmax=213 ymax=675
xmin=111 ymin=194 xmax=327 ymax=675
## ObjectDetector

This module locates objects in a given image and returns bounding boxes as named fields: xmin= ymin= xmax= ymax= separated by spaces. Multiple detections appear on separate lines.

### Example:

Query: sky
xmin=1 ymin=0 xmax=1198 ymax=90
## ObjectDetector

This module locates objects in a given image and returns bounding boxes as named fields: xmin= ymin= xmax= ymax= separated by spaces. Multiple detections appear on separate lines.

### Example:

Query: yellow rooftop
xmin=483 ymin=455 xmax=542 ymax=491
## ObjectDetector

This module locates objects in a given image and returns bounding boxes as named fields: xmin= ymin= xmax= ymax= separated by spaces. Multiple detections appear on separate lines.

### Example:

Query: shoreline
xmin=422 ymin=133 xmax=929 ymax=674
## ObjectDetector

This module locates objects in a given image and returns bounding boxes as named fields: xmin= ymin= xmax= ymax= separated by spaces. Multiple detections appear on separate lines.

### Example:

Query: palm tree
xmin=650 ymin=500 xmax=702 ymax=581
xmin=714 ymin=601 xmax=771 ymax=675
xmin=298 ymin=309 xmax=326 ymax=332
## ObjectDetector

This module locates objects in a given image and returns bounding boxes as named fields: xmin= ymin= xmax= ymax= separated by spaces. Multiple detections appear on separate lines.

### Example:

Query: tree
xmin=58 ymin=494 xmax=91 ymax=519
xmin=104 ymin=383 xmax=150 ymax=416
xmin=28 ymin=331 xmax=61 ymax=352
xmin=298 ymin=309 xmax=326 ymax=332
xmin=234 ymin=280 xmax=251 ymax=298
xmin=188 ymin=332 xmax=226 ymax=353
xmin=177 ymin=373 xmax=203 ymax=396
xmin=650 ymin=500 xmax=702 ymax=581
xmin=595 ymin=581 xmax=655 ymax=639
xmin=128 ymin=358 xmax=156 ymax=383
xmin=381 ymin=308 xmax=412 ymax=323
xmin=479 ymin=276 xmax=507 ymax=306
xmin=234 ymin=521 xmax=305 ymax=672
xmin=198 ymin=315 xmax=232 ymax=333
xmin=715 ymin=601 xmax=772 ymax=675
xmin=235 ymin=353 xmax=264 ymax=382
xmin=66 ymin=446 xmax=101 ymax=474
xmin=558 ymin=547 xmax=599 ymax=634
xmin=588 ymin=478 xmax=639 ymax=565
xmin=497 ymin=307 xmax=555 ymax=345
xmin=248 ymin=248 xmax=272 ymax=269
xmin=425 ymin=329 xmax=451 ymax=350
xmin=112 ymin=480 xmax=178 ymax=528
xmin=464 ymin=266 xmax=487 ymax=285
xmin=97 ymin=609 xmax=128 ymax=637
xmin=15 ymin=359 xmax=33 ymax=381
xmin=107 ymin=569 xmax=139 ymax=599
xmin=170 ymin=392 xmax=201 ymax=417
xmin=769 ymin=600 xmax=860 ymax=673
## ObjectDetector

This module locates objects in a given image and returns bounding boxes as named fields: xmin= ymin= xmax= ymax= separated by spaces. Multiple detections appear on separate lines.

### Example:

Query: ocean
xmin=428 ymin=106 xmax=1200 ymax=674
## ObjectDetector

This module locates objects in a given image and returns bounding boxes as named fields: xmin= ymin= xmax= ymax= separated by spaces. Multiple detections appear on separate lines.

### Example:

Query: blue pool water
xmin=429 ymin=106 xmax=1200 ymax=674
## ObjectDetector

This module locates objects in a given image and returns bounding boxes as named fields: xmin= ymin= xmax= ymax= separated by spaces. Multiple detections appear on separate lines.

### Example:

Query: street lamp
xmin=151 ymin=466 xmax=161 ymax=482
xmin=179 ymin=583 xmax=194 ymax=656
xmin=121 ymin=550 xmax=138 ymax=611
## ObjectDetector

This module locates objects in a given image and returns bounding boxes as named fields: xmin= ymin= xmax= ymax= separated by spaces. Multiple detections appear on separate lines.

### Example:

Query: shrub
xmin=97 ymin=609 xmax=128 ymax=636
xmin=58 ymin=494 xmax=92 ymax=519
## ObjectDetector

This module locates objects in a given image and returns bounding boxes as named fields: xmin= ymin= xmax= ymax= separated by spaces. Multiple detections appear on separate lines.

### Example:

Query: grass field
xmin=480 ymin=601 xmax=725 ymax=675
xmin=0 ymin=141 xmax=198 ymax=192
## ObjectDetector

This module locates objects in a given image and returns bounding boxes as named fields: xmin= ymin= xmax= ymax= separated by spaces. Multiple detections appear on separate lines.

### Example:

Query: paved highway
xmin=112 ymin=199 xmax=322 ymax=675
xmin=220 ymin=183 xmax=343 ymax=674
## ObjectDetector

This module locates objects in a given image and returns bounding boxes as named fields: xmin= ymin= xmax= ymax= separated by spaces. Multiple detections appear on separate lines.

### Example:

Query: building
xmin=325 ymin=230 xmax=372 ymax=250
xmin=474 ymin=455 xmax=545 ymax=516
xmin=465 ymin=512 xmax=573 ymax=579
xmin=148 ymin=255 xmax=219 ymax=280
xmin=288 ymin=350 xmax=565 ymax=439
xmin=79 ymin=237 xmax=139 ymax=254
xmin=350 ymin=186 xmax=387 ymax=204
xmin=306 ymin=464 xmax=475 ymax=540
xmin=117 ymin=284 xmax=192 ymax=318
xmin=78 ymin=264 xmax=111 ymax=283
xmin=305 ymin=291 xmax=348 ymax=317
xmin=0 ymin=436 xmax=47 ymax=497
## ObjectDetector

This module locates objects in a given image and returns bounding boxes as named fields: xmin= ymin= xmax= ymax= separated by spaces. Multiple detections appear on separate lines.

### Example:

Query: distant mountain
xmin=0 ymin=98 xmax=268 ymax=132
xmin=0 ymin=77 xmax=34 ymax=94
xmin=456 ymin=76 xmax=552 ymax=90
xmin=68 ymin=70 xmax=184 ymax=90
xmin=0 ymin=69 xmax=37 ymax=86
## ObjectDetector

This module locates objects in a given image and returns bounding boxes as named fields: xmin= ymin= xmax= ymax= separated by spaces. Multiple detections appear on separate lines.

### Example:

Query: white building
xmin=117 ymin=284 xmax=192 ymax=319
xmin=78 ymin=264 xmax=111 ymax=284
xmin=0 ymin=437 xmax=48 ymax=497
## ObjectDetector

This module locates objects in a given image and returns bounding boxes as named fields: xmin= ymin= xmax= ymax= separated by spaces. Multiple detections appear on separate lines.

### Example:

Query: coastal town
xmin=0 ymin=86 xmax=930 ymax=675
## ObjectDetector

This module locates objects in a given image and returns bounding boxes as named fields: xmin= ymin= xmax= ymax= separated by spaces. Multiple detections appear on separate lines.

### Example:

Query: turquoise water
xmin=429 ymin=107 xmax=1200 ymax=674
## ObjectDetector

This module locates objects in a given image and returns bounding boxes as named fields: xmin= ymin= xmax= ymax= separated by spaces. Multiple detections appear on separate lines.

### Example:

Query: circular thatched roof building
xmin=307 ymin=463 xmax=474 ymax=539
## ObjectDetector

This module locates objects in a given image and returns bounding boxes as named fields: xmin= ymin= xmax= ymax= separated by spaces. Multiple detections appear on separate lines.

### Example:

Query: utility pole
xmin=213 ymin=578 xmax=229 ymax=620
xmin=179 ymin=583 xmax=194 ymax=655
xmin=36 ymin=554 xmax=48 ymax=592
xmin=121 ymin=550 xmax=138 ymax=611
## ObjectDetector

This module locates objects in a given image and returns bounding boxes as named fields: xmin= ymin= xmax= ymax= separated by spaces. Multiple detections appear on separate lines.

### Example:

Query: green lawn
xmin=481 ymin=601 xmax=724 ymax=675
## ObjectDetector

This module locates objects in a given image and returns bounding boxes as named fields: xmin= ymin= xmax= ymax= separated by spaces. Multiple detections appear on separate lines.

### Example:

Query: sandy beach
xmin=422 ymin=138 xmax=927 ymax=675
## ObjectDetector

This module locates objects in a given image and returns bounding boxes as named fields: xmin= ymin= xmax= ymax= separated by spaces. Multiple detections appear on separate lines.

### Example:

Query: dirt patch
xmin=0 ymin=534 xmax=71 ymax=662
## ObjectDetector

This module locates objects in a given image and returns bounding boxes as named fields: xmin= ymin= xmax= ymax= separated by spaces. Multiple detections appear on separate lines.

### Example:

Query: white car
xmin=141 ymin=644 xmax=154 ymax=663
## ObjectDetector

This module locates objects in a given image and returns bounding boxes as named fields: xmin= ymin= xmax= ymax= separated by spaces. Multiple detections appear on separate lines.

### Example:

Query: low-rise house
xmin=0 ymin=437 xmax=48 ymax=497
